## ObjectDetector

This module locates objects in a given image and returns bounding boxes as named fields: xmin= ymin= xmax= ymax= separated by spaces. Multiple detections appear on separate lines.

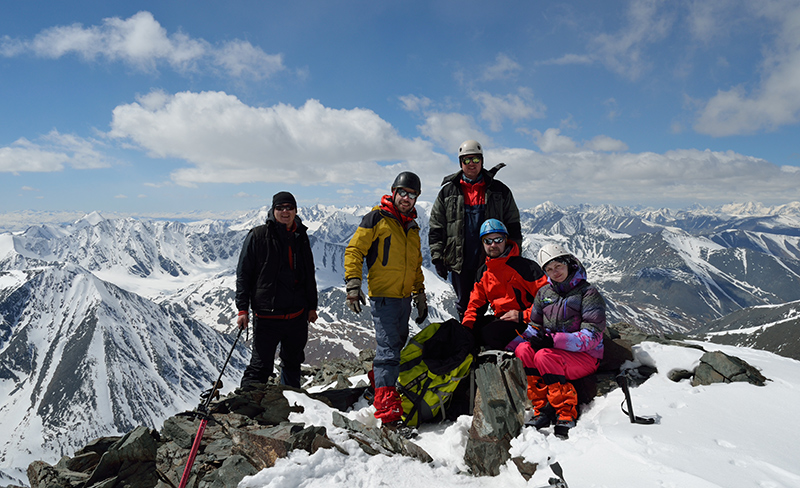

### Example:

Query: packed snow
xmin=238 ymin=341 xmax=800 ymax=488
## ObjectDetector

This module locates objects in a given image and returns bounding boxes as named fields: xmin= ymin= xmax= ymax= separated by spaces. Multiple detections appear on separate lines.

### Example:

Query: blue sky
xmin=2 ymin=0 xmax=800 ymax=218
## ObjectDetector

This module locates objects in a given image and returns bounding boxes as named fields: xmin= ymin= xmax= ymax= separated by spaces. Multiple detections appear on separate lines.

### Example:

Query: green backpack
xmin=397 ymin=319 xmax=474 ymax=427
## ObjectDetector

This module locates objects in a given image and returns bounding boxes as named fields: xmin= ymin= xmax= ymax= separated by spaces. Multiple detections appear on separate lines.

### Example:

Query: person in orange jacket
xmin=461 ymin=219 xmax=547 ymax=351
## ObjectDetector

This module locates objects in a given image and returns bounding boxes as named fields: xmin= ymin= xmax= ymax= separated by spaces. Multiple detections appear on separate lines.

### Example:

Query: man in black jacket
xmin=235 ymin=191 xmax=318 ymax=389
xmin=429 ymin=139 xmax=522 ymax=319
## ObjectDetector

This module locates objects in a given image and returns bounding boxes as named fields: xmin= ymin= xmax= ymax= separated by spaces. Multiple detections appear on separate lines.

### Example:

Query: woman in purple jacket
xmin=514 ymin=243 xmax=606 ymax=439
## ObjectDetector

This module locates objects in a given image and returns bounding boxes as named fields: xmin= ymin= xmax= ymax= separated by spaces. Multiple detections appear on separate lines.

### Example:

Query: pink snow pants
xmin=515 ymin=342 xmax=598 ymax=380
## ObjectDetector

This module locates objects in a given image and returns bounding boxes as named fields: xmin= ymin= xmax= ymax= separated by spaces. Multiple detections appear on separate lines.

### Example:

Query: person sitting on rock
xmin=461 ymin=218 xmax=547 ymax=351
xmin=514 ymin=243 xmax=606 ymax=439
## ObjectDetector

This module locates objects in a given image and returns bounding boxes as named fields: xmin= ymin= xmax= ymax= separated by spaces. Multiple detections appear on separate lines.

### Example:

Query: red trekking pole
xmin=178 ymin=327 xmax=243 ymax=488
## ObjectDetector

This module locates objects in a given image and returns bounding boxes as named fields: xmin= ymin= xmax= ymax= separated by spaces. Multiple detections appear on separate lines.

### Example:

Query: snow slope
xmin=241 ymin=341 xmax=800 ymax=488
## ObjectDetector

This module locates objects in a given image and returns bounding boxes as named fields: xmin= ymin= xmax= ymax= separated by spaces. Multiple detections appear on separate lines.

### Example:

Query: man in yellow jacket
xmin=344 ymin=171 xmax=427 ymax=425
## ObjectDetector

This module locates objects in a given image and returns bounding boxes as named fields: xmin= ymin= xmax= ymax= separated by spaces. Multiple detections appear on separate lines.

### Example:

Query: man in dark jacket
xmin=429 ymin=139 xmax=522 ymax=319
xmin=235 ymin=191 xmax=318 ymax=389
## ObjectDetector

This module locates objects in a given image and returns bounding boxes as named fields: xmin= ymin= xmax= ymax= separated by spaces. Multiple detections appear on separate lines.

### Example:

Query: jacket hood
xmin=485 ymin=239 xmax=520 ymax=265
xmin=549 ymin=262 xmax=588 ymax=295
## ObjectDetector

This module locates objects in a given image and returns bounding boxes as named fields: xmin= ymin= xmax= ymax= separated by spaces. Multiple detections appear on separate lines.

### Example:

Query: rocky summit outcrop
xmin=18 ymin=350 xmax=396 ymax=488
xmin=26 ymin=385 xmax=318 ymax=488
xmin=24 ymin=382 xmax=413 ymax=488
xmin=463 ymin=352 xmax=528 ymax=477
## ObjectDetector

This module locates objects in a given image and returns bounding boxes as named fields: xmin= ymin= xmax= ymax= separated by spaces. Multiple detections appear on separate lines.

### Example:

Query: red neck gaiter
xmin=380 ymin=194 xmax=417 ymax=228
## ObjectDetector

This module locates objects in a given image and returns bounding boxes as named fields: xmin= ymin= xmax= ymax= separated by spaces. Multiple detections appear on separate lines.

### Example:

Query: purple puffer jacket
xmin=528 ymin=265 xmax=606 ymax=360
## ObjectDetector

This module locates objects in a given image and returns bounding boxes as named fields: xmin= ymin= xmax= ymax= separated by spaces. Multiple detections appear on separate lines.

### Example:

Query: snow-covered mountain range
xmin=2 ymin=201 xmax=800 ymax=485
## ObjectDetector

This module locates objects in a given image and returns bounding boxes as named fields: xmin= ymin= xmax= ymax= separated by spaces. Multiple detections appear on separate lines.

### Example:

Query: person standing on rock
xmin=461 ymin=219 xmax=547 ymax=351
xmin=429 ymin=139 xmax=522 ymax=320
xmin=515 ymin=243 xmax=606 ymax=439
xmin=235 ymin=191 xmax=318 ymax=389
xmin=344 ymin=172 xmax=427 ymax=426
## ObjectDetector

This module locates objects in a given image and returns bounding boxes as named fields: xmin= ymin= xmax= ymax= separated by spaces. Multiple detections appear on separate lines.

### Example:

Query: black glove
xmin=528 ymin=332 xmax=554 ymax=350
xmin=432 ymin=259 xmax=448 ymax=279
xmin=412 ymin=292 xmax=428 ymax=324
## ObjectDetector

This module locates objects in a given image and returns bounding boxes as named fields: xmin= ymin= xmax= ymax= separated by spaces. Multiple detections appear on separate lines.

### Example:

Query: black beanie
xmin=272 ymin=191 xmax=297 ymax=208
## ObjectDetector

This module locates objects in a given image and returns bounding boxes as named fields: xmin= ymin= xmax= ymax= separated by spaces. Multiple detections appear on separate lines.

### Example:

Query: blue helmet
xmin=480 ymin=218 xmax=508 ymax=238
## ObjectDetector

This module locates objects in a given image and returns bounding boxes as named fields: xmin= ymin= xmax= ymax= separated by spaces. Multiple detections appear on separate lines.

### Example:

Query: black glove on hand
xmin=432 ymin=259 xmax=448 ymax=279
xmin=528 ymin=332 xmax=554 ymax=350
xmin=412 ymin=291 xmax=428 ymax=324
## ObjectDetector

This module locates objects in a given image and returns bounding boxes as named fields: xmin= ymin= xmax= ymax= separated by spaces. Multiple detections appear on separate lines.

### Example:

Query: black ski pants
xmin=240 ymin=313 xmax=308 ymax=388
xmin=451 ymin=265 xmax=480 ymax=320
xmin=473 ymin=316 xmax=525 ymax=351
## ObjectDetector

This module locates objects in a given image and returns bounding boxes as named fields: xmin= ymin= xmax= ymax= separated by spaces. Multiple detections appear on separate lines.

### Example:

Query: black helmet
xmin=391 ymin=171 xmax=421 ymax=194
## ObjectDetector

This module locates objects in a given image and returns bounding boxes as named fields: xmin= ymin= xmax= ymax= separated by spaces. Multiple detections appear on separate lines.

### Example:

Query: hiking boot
xmin=526 ymin=413 xmax=553 ymax=429
xmin=553 ymin=419 xmax=576 ymax=439
xmin=382 ymin=420 xmax=418 ymax=439
xmin=363 ymin=386 xmax=375 ymax=404
xmin=525 ymin=404 xmax=556 ymax=430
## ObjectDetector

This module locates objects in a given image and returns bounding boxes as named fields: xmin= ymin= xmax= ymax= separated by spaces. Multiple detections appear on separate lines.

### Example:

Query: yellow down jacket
xmin=345 ymin=205 xmax=424 ymax=298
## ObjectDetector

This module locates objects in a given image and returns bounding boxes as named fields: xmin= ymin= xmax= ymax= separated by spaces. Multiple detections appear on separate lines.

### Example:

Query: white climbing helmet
xmin=458 ymin=140 xmax=483 ymax=158
xmin=538 ymin=243 xmax=572 ymax=267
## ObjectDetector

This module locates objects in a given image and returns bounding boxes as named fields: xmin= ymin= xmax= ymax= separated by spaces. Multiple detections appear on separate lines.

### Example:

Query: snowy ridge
xmin=0 ymin=263 xmax=248 ymax=483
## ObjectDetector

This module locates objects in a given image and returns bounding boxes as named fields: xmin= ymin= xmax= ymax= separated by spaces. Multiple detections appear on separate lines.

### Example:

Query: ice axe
xmin=615 ymin=372 xmax=656 ymax=425
xmin=178 ymin=327 xmax=243 ymax=488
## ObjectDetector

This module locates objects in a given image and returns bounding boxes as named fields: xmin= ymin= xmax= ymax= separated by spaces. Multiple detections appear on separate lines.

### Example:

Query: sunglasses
xmin=275 ymin=205 xmax=296 ymax=211
xmin=461 ymin=156 xmax=482 ymax=165
xmin=482 ymin=236 xmax=506 ymax=245
xmin=396 ymin=188 xmax=419 ymax=200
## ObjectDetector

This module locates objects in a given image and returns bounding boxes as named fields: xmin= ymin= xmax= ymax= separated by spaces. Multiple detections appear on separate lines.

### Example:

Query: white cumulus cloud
xmin=585 ymin=135 xmax=629 ymax=152
xmin=0 ymin=131 xmax=109 ymax=173
xmin=416 ymin=112 xmax=490 ymax=156
xmin=471 ymin=88 xmax=547 ymax=131
xmin=531 ymin=129 xmax=627 ymax=153
xmin=493 ymin=145 xmax=800 ymax=207
xmin=1 ymin=11 xmax=284 ymax=79
xmin=108 ymin=90 xmax=452 ymax=189
xmin=481 ymin=53 xmax=522 ymax=81
xmin=692 ymin=1 xmax=800 ymax=135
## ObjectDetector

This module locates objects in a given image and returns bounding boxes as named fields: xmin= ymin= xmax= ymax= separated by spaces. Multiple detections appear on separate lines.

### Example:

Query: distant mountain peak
xmin=74 ymin=211 xmax=105 ymax=227
xmin=717 ymin=201 xmax=800 ymax=217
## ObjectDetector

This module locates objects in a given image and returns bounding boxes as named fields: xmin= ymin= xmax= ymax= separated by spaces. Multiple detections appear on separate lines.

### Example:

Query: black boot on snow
xmin=525 ymin=404 xmax=556 ymax=429
xmin=553 ymin=419 xmax=575 ymax=439
xmin=526 ymin=413 xmax=553 ymax=429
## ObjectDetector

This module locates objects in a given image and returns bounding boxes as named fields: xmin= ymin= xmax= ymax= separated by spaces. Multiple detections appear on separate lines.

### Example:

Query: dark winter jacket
xmin=462 ymin=241 xmax=548 ymax=329
xmin=429 ymin=164 xmax=522 ymax=274
xmin=235 ymin=212 xmax=318 ymax=316
xmin=530 ymin=263 xmax=606 ymax=360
